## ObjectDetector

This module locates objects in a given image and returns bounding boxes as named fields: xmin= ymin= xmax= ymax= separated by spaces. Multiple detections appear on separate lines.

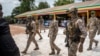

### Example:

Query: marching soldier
xmin=39 ymin=16 xmax=45 ymax=33
xmin=48 ymin=16 xmax=61 ymax=55
xmin=66 ymin=8 xmax=87 ymax=56
xmin=87 ymin=11 xmax=99 ymax=50
xmin=22 ymin=16 xmax=39 ymax=54
xmin=35 ymin=17 xmax=43 ymax=40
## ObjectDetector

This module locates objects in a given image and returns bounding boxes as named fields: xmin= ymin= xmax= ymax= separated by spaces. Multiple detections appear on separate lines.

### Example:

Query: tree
xmin=12 ymin=6 xmax=21 ymax=16
xmin=54 ymin=0 xmax=74 ymax=6
xmin=19 ymin=0 xmax=37 ymax=13
xmin=37 ymin=1 xmax=50 ymax=10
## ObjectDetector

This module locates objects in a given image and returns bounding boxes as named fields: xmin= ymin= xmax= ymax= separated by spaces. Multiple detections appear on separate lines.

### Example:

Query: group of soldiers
xmin=64 ymin=8 xmax=100 ymax=56
xmin=21 ymin=7 xmax=100 ymax=56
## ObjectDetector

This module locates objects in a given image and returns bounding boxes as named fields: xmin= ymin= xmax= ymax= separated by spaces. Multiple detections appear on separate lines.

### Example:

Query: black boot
xmin=57 ymin=49 xmax=61 ymax=55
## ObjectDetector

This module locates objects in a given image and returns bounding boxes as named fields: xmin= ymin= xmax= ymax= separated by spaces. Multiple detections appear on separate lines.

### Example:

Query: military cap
xmin=66 ymin=7 xmax=78 ymax=14
xmin=90 ymin=11 xmax=96 ymax=14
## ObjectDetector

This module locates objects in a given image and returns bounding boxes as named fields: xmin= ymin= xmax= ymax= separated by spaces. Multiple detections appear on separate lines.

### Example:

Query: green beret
xmin=91 ymin=11 xmax=96 ymax=14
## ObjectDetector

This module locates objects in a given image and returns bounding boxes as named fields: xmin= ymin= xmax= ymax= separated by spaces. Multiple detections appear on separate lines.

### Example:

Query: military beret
xmin=91 ymin=11 xmax=96 ymax=14
xmin=66 ymin=7 xmax=78 ymax=14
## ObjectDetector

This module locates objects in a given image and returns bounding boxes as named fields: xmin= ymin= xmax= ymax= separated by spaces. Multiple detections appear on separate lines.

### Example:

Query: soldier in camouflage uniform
xmin=39 ymin=16 xmax=45 ymax=33
xmin=22 ymin=16 xmax=39 ymax=54
xmin=87 ymin=11 xmax=99 ymax=50
xmin=48 ymin=17 xmax=61 ymax=55
xmin=35 ymin=17 xmax=43 ymax=40
xmin=66 ymin=8 xmax=87 ymax=56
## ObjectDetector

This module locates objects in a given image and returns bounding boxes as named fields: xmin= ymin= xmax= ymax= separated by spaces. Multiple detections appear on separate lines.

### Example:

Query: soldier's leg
xmin=36 ymin=30 xmax=43 ymax=40
xmin=87 ymin=31 xmax=94 ymax=50
xmin=39 ymin=25 xmax=42 ymax=33
xmin=92 ymin=31 xmax=98 ymax=47
xmin=68 ymin=42 xmax=79 ymax=56
xmin=51 ymin=35 xmax=61 ymax=55
xmin=32 ymin=33 xmax=39 ymax=50
xmin=49 ymin=37 xmax=55 ymax=55
xmin=65 ymin=37 xmax=69 ymax=47
xmin=43 ymin=24 xmax=45 ymax=32
xmin=22 ymin=34 xmax=32 ymax=54
xmin=87 ymin=31 xmax=98 ymax=50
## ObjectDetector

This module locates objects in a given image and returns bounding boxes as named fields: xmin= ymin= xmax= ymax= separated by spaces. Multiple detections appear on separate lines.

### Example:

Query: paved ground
xmin=10 ymin=25 xmax=25 ymax=35
xmin=10 ymin=25 xmax=100 ymax=56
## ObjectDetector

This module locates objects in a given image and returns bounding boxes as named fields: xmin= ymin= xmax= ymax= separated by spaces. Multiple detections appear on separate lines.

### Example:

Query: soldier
xmin=35 ymin=17 xmax=43 ymax=40
xmin=66 ymin=8 xmax=87 ymax=56
xmin=22 ymin=16 xmax=39 ymax=54
xmin=87 ymin=11 xmax=99 ymax=50
xmin=39 ymin=16 xmax=45 ymax=33
xmin=48 ymin=16 xmax=61 ymax=55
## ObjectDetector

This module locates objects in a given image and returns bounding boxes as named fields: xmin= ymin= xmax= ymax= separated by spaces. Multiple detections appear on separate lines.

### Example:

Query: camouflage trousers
xmin=36 ymin=29 xmax=43 ymax=39
xmin=39 ymin=24 xmax=45 ymax=33
xmin=24 ymin=33 xmax=38 ymax=52
xmin=88 ymin=29 xmax=98 ymax=48
xmin=50 ymin=34 xmax=60 ymax=52
xmin=68 ymin=39 xmax=79 ymax=56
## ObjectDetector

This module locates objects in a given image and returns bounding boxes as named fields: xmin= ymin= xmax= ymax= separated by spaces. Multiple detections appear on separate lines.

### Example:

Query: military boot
xmin=49 ymin=49 xmax=55 ymax=55
xmin=57 ymin=49 xmax=61 ymax=55
xmin=95 ymin=41 xmax=98 ymax=47
xmin=34 ymin=47 xmax=39 ymax=50
xmin=21 ymin=51 xmax=27 ymax=54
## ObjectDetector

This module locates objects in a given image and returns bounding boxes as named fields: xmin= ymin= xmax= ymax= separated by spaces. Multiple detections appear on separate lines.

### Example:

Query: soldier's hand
xmin=78 ymin=44 xmax=83 ymax=52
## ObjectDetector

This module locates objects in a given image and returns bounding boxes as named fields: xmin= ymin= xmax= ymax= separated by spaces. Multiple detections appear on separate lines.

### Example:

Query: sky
xmin=0 ymin=0 xmax=82 ymax=16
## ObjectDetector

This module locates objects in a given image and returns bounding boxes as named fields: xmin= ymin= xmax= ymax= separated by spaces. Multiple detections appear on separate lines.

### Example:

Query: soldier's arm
xmin=96 ymin=18 xmax=99 ymax=29
xmin=77 ymin=19 xmax=87 ymax=52
xmin=48 ymin=22 xmax=52 ymax=37
xmin=87 ymin=18 xmax=91 ymax=30
xmin=77 ymin=19 xmax=87 ymax=39
xmin=54 ymin=21 xmax=58 ymax=32
xmin=32 ymin=22 xmax=36 ymax=33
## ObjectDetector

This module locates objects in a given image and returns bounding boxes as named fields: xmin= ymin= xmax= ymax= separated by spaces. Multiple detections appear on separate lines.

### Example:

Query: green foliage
xmin=12 ymin=6 xmax=21 ymax=16
xmin=4 ymin=16 xmax=17 ymax=24
xmin=12 ymin=0 xmax=37 ymax=19
xmin=20 ymin=0 xmax=31 ymax=12
xmin=37 ymin=1 xmax=50 ymax=10
xmin=13 ymin=0 xmax=36 ymax=14
xmin=54 ymin=0 xmax=74 ymax=6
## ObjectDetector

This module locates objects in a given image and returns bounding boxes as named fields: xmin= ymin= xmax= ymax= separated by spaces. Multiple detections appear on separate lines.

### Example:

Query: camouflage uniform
xmin=35 ymin=19 xmax=43 ymax=40
xmin=39 ymin=16 xmax=45 ymax=33
xmin=67 ymin=8 xmax=87 ymax=56
xmin=22 ymin=19 xmax=39 ymax=54
xmin=87 ymin=11 xmax=99 ymax=50
xmin=48 ymin=20 xmax=61 ymax=55
xmin=97 ymin=19 xmax=100 ymax=35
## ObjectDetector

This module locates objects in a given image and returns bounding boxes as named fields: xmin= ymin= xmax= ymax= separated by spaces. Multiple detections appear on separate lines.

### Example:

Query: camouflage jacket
xmin=35 ymin=20 xmax=39 ymax=30
xmin=88 ymin=17 xmax=98 ymax=31
xmin=67 ymin=18 xmax=87 ymax=39
xmin=48 ymin=20 xmax=58 ymax=37
xmin=26 ymin=21 xmax=36 ymax=34
xmin=39 ymin=18 xmax=44 ymax=25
